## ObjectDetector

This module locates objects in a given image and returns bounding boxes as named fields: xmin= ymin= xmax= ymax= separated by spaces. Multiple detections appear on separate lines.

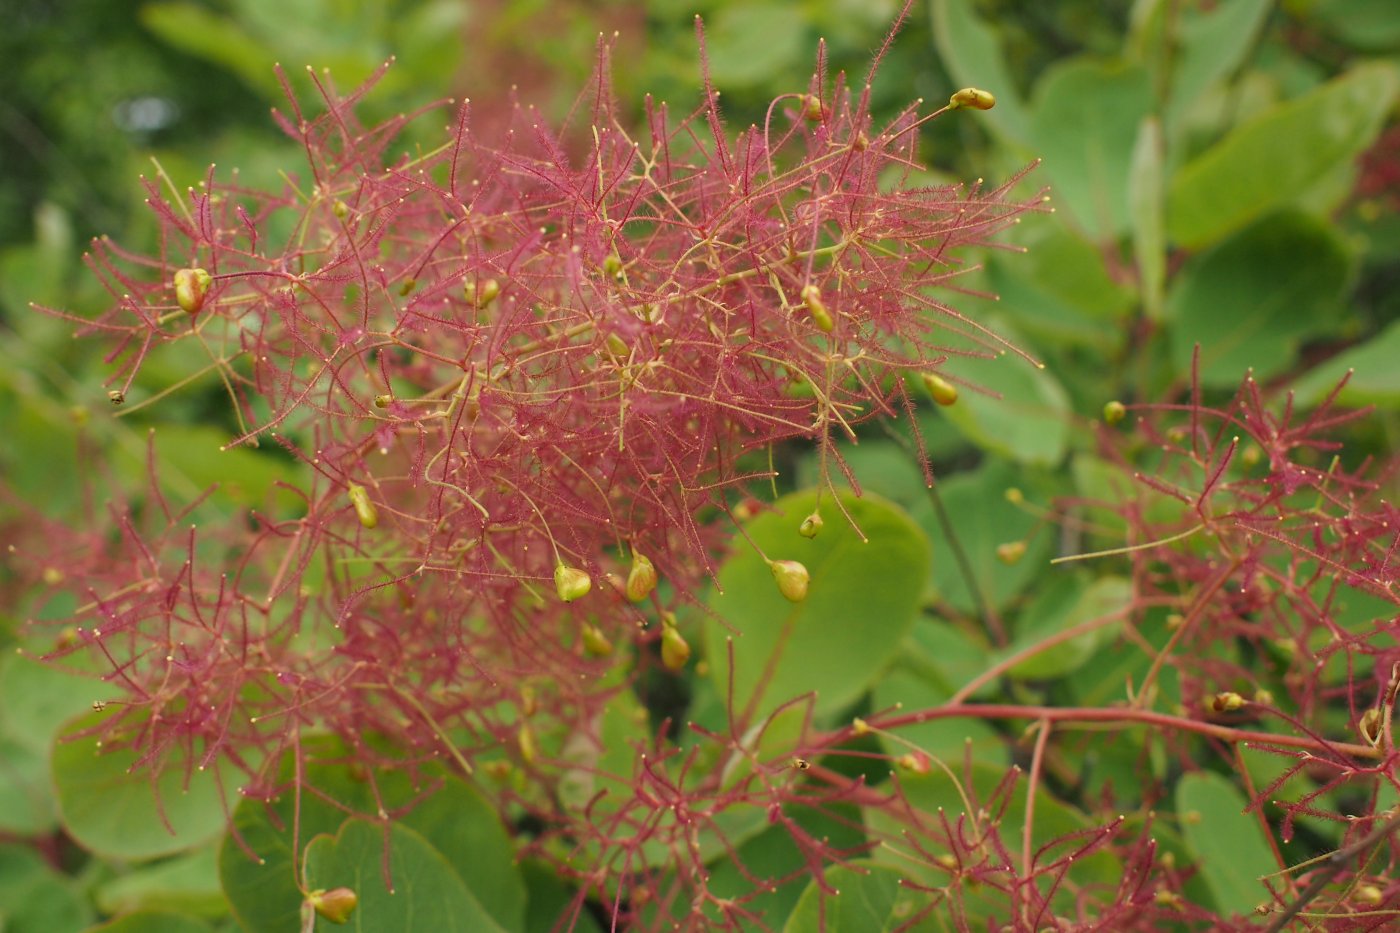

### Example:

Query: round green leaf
xmin=220 ymin=749 xmax=524 ymax=933
xmin=52 ymin=712 xmax=236 ymax=860
xmin=1166 ymin=211 xmax=1351 ymax=387
xmin=1030 ymin=58 xmax=1153 ymax=240
xmin=396 ymin=774 xmax=525 ymax=932
xmin=705 ymin=490 xmax=931 ymax=724
xmin=1168 ymin=62 xmax=1400 ymax=247
xmin=303 ymin=818 xmax=508 ymax=933
xmin=1176 ymin=771 xmax=1278 ymax=918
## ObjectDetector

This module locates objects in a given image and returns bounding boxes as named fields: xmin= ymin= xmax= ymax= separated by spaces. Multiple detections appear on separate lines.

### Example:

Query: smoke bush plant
xmin=13 ymin=4 xmax=1400 ymax=931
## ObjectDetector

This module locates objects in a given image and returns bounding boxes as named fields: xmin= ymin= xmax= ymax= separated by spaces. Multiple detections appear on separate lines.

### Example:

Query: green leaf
xmin=220 ymin=750 xmax=523 ymax=933
xmin=783 ymin=862 xmax=928 ymax=933
xmin=1128 ymin=116 xmax=1166 ymax=321
xmin=139 ymin=4 xmax=281 ymax=99
xmin=0 ymin=733 xmax=58 ymax=834
xmin=1029 ymin=58 xmax=1153 ymax=240
xmin=219 ymin=774 xmax=350 ymax=932
xmin=85 ymin=912 xmax=213 ymax=933
xmin=1000 ymin=575 xmax=1131 ymax=680
xmin=1309 ymin=0 xmax=1400 ymax=50
xmin=704 ymin=4 xmax=807 ymax=88
xmin=1167 ymin=62 xmax=1400 ymax=247
xmin=1165 ymin=0 xmax=1273 ymax=127
xmin=302 ymin=818 xmax=508 ymax=933
xmin=115 ymin=423 xmax=309 ymax=512
xmin=863 ymin=762 xmax=1117 ymax=924
xmin=935 ymin=321 xmax=1071 ymax=466
xmin=94 ymin=846 xmax=227 ymax=919
xmin=1176 ymin=771 xmax=1278 ymax=917
xmin=521 ymin=861 xmax=603 ymax=933
xmin=0 ymin=655 xmax=99 ymax=752
xmin=1288 ymin=319 xmax=1400 ymax=409
xmin=52 ymin=712 xmax=237 ymax=860
xmin=705 ymin=490 xmax=931 ymax=723
xmin=986 ymin=222 xmax=1135 ymax=347
xmin=706 ymin=804 xmax=866 ymax=929
xmin=870 ymin=665 xmax=1003 ymax=764
xmin=0 ymin=843 xmax=92 ymax=933
xmin=908 ymin=458 xmax=1052 ymax=614
xmin=1166 ymin=211 xmax=1352 ymax=387
xmin=929 ymin=0 xmax=1032 ymax=148
xmin=396 ymin=775 xmax=525 ymax=932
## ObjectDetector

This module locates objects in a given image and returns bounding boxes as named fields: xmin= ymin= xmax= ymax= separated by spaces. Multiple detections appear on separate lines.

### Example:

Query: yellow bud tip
xmin=1209 ymin=691 xmax=1245 ymax=713
xmin=995 ymin=541 xmax=1026 ymax=565
xmin=799 ymin=284 xmax=834 ymax=332
xmin=770 ymin=559 xmax=810 ymax=603
xmin=660 ymin=625 xmax=691 ymax=670
xmin=173 ymin=268 xmax=212 ymax=315
xmin=554 ymin=564 xmax=592 ymax=602
xmin=625 ymin=551 xmax=658 ymax=602
xmin=949 ymin=87 xmax=996 ymax=110
xmin=1103 ymin=400 xmax=1127 ymax=424
xmin=347 ymin=483 xmax=378 ymax=529
xmin=581 ymin=623 xmax=613 ymax=657
xmin=308 ymin=887 xmax=359 ymax=924
xmin=798 ymin=511 xmax=824 ymax=539
xmin=921 ymin=372 xmax=958 ymax=406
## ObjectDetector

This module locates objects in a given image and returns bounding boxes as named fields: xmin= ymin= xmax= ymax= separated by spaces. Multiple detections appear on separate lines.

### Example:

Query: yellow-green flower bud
xmin=308 ymin=887 xmax=358 ymax=924
xmin=995 ymin=541 xmax=1026 ymax=565
xmin=921 ymin=372 xmax=958 ymax=406
xmin=799 ymin=284 xmax=834 ymax=333
xmin=1210 ymin=691 xmax=1245 ymax=712
xmin=798 ymin=511 xmax=823 ymax=539
xmin=347 ymin=483 xmax=378 ymax=529
xmin=465 ymin=277 xmax=501 ymax=309
xmin=949 ymin=87 xmax=996 ymax=110
xmin=1103 ymin=400 xmax=1127 ymax=424
xmin=660 ymin=624 xmax=690 ymax=671
xmin=770 ymin=559 xmax=810 ymax=603
xmin=554 ymin=563 xmax=592 ymax=602
xmin=626 ymin=551 xmax=658 ymax=602
xmin=581 ymin=623 xmax=613 ymax=657
xmin=518 ymin=723 xmax=537 ymax=765
xmin=173 ymin=267 xmax=212 ymax=315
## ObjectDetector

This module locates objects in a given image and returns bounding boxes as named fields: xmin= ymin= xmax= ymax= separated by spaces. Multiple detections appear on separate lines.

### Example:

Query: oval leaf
xmin=302 ymin=818 xmax=508 ymax=933
xmin=52 ymin=712 xmax=235 ymax=860
xmin=1030 ymin=58 xmax=1153 ymax=240
xmin=706 ymin=490 xmax=931 ymax=723
xmin=1168 ymin=62 xmax=1400 ymax=247
xmin=1166 ymin=211 xmax=1351 ymax=387
xmin=1176 ymin=771 xmax=1278 ymax=918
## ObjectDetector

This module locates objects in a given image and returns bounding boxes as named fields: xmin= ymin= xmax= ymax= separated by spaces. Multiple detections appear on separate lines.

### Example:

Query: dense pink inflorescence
xmin=21 ymin=20 xmax=1064 ymax=927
